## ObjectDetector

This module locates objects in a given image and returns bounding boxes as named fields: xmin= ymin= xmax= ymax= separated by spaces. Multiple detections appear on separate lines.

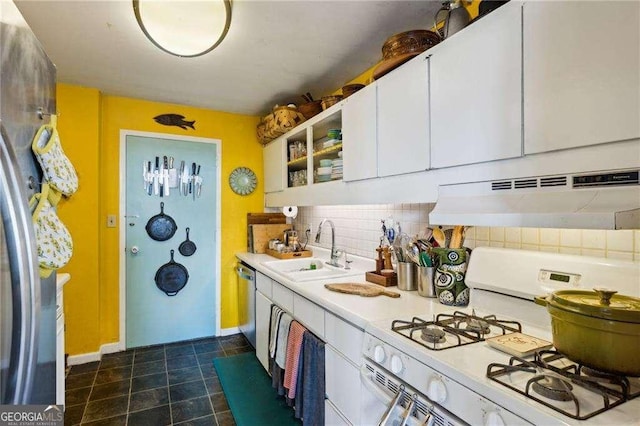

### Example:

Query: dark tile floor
xmin=65 ymin=334 xmax=253 ymax=426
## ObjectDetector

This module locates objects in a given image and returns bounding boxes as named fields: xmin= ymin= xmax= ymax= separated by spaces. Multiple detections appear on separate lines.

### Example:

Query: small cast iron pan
xmin=178 ymin=227 xmax=197 ymax=256
xmin=146 ymin=202 xmax=177 ymax=241
xmin=155 ymin=250 xmax=189 ymax=296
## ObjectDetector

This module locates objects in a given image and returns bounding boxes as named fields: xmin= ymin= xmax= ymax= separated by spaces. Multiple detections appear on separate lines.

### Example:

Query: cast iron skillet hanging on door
xmin=178 ymin=227 xmax=197 ymax=256
xmin=155 ymin=250 xmax=189 ymax=296
xmin=146 ymin=202 xmax=177 ymax=241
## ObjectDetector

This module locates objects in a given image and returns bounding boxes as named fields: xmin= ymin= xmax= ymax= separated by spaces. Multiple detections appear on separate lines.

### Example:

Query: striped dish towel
xmin=283 ymin=321 xmax=306 ymax=399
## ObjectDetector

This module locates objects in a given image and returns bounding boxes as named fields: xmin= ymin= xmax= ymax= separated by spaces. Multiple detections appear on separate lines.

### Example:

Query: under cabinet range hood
xmin=429 ymin=169 xmax=640 ymax=229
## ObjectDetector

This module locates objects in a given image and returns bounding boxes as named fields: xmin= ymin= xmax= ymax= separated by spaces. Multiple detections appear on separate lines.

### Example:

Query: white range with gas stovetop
xmin=360 ymin=247 xmax=640 ymax=426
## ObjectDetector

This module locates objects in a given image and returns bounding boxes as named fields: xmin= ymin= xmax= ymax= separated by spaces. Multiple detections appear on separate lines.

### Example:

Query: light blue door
xmin=125 ymin=134 xmax=217 ymax=348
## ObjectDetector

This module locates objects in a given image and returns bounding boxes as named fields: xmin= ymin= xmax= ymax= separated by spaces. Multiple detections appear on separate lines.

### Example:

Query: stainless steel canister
xmin=417 ymin=266 xmax=436 ymax=297
xmin=397 ymin=262 xmax=417 ymax=291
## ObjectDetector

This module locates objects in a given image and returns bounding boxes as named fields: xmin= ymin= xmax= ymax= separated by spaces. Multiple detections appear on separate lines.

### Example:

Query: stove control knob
xmin=484 ymin=411 xmax=506 ymax=426
xmin=373 ymin=345 xmax=386 ymax=363
xmin=427 ymin=377 xmax=447 ymax=403
xmin=390 ymin=354 xmax=403 ymax=374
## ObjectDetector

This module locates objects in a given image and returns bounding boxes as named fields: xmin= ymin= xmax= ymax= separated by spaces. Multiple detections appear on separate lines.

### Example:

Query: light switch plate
xmin=107 ymin=215 xmax=117 ymax=228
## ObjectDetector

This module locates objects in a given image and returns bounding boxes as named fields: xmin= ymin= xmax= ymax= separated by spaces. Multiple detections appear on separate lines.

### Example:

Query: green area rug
xmin=213 ymin=352 xmax=301 ymax=426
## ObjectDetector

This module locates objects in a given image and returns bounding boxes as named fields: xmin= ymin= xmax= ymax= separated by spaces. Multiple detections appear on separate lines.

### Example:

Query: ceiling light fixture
xmin=133 ymin=0 xmax=231 ymax=58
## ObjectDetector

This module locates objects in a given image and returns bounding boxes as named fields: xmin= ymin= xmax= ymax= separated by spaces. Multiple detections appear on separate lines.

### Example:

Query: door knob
xmin=130 ymin=246 xmax=140 ymax=254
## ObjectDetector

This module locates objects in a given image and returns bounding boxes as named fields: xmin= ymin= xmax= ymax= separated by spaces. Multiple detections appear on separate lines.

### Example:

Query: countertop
xmin=237 ymin=246 xmax=440 ymax=330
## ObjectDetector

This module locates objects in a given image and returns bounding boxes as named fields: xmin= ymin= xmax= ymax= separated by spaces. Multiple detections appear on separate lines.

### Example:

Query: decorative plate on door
xmin=229 ymin=167 xmax=257 ymax=195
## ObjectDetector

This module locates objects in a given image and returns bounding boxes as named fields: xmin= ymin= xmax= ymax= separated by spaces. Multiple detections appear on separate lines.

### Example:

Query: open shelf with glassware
xmin=310 ymin=110 xmax=342 ymax=185
xmin=286 ymin=126 xmax=308 ymax=188
xmin=281 ymin=105 xmax=343 ymax=188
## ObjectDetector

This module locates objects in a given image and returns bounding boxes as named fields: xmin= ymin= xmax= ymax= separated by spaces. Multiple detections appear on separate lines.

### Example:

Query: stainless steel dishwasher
xmin=236 ymin=262 xmax=256 ymax=348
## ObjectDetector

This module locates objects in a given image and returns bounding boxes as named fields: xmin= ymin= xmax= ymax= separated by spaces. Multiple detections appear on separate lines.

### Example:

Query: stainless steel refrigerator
xmin=0 ymin=0 xmax=57 ymax=404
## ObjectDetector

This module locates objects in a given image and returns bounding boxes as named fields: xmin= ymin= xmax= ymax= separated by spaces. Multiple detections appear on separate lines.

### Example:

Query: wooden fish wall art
xmin=154 ymin=114 xmax=196 ymax=130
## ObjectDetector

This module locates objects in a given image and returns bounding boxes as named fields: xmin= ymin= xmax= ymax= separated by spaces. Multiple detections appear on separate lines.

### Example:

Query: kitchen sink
xmin=262 ymin=257 xmax=362 ymax=282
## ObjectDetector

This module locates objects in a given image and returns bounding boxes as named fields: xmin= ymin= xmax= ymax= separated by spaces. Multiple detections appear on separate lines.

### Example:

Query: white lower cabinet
xmin=255 ymin=290 xmax=272 ymax=372
xmin=325 ymin=399 xmax=352 ymax=426
xmin=252 ymin=273 xmax=362 ymax=424
xmin=293 ymin=294 xmax=324 ymax=338
xmin=272 ymin=281 xmax=294 ymax=313
xmin=324 ymin=312 xmax=363 ymax=366
xmin=326 ymin=345 xmax=362 ymax=425
xmin=256 ymin=271 xmax=272 ymax=298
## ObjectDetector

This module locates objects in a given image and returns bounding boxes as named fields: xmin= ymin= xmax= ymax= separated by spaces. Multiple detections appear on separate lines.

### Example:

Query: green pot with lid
xmin=535 ymin=288 xmax=640 ymax=376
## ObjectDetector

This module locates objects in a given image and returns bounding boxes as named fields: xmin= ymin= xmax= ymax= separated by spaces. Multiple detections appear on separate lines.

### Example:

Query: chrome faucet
xmin=315 ymin=219 xmax=342 ymax=267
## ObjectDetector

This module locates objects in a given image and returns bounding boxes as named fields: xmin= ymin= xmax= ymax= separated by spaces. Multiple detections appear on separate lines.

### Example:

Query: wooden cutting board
xmin=248 ymin=224 xmax=290 ymax=253
xmin=486 ymin=332 xmax=553 ymax=357
xmin=324 ymin=283 xmax=400 ymax=298
xmin=247 ymin=212 xmax=287 ymax=224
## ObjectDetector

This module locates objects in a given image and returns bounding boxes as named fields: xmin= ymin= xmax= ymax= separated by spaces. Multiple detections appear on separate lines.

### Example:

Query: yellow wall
xmin=57 ymin=85 xmax=262 ymax=355
xmin=56 ymin=84 xmax=102 ymax=354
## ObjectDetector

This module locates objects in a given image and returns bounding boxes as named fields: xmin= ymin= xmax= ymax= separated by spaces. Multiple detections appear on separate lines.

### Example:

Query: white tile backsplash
xmin=475 ymin=227 xmax=490 ymax=241
xmin=540 ymin=228 xmax=560 ymax=247
xmin=582 ymin=230 xmax=606 ymax=249
xmin=582 ymin=248 xmax=606 ymax=258
xmin=606 ymin=230 xmax=634 ymax=252
xmin=505 ymin=227 xmax=521 ymax=244
xmin=607 ymin=251 xmax=634 ymax=261
xmin=293 ymin=203 xmax=436 ymax=258
xmin=559 ymin=247 xmax=581 ymax=255
xmin=559 ymin=229 xmax=581 ymax=248
xmin=489 ymin=227 xmax=505 ymax=242
xmin=292 ymin=205 xmax=640 ymax=262
xmin=521 ymin=228 xmax=539 ymax=245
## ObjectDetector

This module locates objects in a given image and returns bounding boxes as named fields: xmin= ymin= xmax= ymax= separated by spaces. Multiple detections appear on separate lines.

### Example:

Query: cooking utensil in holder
xmin=416 ymin=266 xmax=436 ymax=298
xmin=397 ymin=262 xmax=417 ymax=291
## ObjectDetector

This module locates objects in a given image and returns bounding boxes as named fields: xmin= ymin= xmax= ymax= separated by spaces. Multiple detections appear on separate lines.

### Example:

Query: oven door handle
xmin=360 ymin=365 xmax=397 ymax=404
xmin=361 ymin=365 xmax=409 ymax=426
xmin=360 ymin=365 xmax=434 ymax=426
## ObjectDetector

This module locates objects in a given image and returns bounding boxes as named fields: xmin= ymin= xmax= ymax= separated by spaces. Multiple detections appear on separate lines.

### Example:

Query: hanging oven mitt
xmin=32 ymin=114 xmax=78 ymax=204
xmin=29 ymin=183 xmax=73 ymax=278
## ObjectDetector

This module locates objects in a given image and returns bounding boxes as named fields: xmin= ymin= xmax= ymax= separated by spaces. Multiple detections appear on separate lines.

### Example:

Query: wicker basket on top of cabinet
xmin=257 ymin=106 xmax=306 ymax=145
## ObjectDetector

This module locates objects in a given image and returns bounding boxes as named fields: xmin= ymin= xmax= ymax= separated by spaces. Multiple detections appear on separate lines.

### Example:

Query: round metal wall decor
xmin=229 ymin=167 xmax=257 ymax=195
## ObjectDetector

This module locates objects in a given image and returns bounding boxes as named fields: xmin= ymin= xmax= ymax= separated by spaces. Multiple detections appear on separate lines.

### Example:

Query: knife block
xmin=365 ymin=271 xmax=397 ymax=287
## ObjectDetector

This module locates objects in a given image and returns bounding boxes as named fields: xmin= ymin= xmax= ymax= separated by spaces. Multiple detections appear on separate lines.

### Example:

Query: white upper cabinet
xmin=523 ymin=1 xmax=640 ymax=154
xmin=342 ymin=83 xmax=377 ymax=181
xmin=431 ymin=2 xmax=522 ymax=168
xmin=263 ymin=139 xmax=284 ymax=193
xmin=377 ymin=55 xmax=430 ymax=177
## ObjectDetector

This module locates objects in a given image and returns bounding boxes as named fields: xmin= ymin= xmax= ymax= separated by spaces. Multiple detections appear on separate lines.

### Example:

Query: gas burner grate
xmin=437 ymin=310 xmax=522 ymax=335
xmin=487 ymin=349 xmax=639 ymax=420
xmin=391 ymin=311 xmax=522 ymax=351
